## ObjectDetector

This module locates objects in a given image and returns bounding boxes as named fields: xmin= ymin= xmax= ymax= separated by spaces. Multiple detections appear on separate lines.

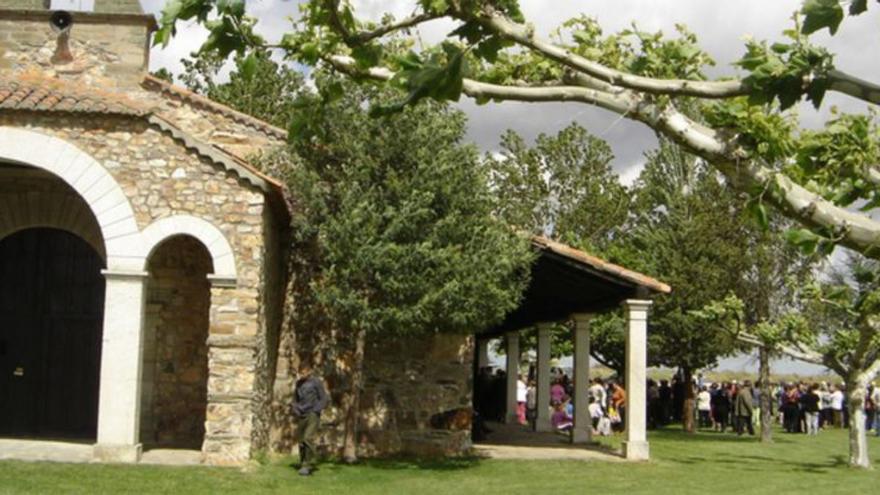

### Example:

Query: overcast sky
xmin=136 ymin=1 xmax=880 ymax=375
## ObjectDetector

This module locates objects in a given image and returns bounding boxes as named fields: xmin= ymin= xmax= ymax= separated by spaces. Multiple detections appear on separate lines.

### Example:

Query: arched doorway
xmin=140 ymin=235 xmax=212 ymax=449
xmin=0 ymin=228 xmax=105 ymax=439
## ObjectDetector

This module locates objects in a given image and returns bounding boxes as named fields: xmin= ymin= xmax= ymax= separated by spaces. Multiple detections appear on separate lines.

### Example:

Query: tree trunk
xmin=759 ymin=346 xmax=773 ymax=443
xmin=682 ymin=367 xmax=696 ymax=433
xmin=342 ymin=326 xmax=367 ymax=463
xmin=845 ymin=376 xmax=871 ymax=469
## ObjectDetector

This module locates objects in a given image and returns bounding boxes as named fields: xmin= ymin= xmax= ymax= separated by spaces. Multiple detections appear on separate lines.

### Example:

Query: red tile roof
xmin=531 ymin=235 xmax=672 ymax=294
xmin=0 ymin=75 xmax=150 ymax=116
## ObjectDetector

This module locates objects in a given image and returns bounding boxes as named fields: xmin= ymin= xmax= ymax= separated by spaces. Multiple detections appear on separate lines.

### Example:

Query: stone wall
xmin=0 ymin=11 xmax=152 ymax=89
xmin=0 ymin=112 xmax=270 ymax=465
xmin=270 ymin=330 xmax=475 ymax=458
xmin=140 ymin=235 xmax=211 ymax=449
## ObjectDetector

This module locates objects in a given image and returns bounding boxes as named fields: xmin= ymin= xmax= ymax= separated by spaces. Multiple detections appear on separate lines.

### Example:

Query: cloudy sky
xmin=135 ymin=1 xmax=879 ymax=375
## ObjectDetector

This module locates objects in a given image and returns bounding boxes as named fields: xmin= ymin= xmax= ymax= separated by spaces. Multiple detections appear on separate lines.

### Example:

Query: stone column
xmin=202 ymin=277 xmax=257 ymax=466
xmin=623 ymin=299 xmax=652 ymax=461
xmin=94 ymin=269 xmax=148 ymax=463
xmin=477 ymin=338 xmax=490 ymax=369
xmin=571 ymin=314 xmax=592 ymax=443
xmin=535 ymin=323 xmax=553 ymax=432
xmin=505 ymin=331 xmax=520 ymax=424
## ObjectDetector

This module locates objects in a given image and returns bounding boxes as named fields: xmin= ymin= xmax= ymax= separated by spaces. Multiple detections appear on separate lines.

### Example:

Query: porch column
xmin=623 ymin=299 xmax=652 ymax=461
xmin=535 ymin=323 xmax=552 ymax=432
xmin=505 ymin=331 xmax=520 ymax=424
xmin=94 ymin=269 xmax=148 ymax=463
xmin=477 ymin=338 xmax=490 ymax=369
xmin=571 ymin=314 xmax=592 ymax=443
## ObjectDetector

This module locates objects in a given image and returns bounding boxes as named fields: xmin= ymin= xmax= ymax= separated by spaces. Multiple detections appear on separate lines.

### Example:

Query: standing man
xmin=734 ymin=380 xmax=755 ymax=436
xmin=871 ymin=383 xmax=880 ymax=437
xmin=293 ymin=358 xmax=329 ymax=476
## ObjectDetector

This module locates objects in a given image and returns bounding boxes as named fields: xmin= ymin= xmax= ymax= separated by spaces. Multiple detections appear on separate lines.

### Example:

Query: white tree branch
xmin=325 ymin=55 xmax=637 ymax=115
xmin=472 ymin=8 xmax=748 ymax=99
xmin=737 ymin=333 xmax=826 ymax=366
xmin=326 ymin=54 xmax=880 ymax=257
xmin=828 ymin=69 xmax=880 ymax=106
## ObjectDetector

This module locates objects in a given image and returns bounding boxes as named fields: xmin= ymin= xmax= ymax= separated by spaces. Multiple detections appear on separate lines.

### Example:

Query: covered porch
xmin=473 ymin=236 xmax=671 ymax=461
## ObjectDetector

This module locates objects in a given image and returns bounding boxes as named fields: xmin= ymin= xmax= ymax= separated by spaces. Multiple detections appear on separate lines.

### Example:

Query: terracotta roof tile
xmin=0 ymin=75 xmax=149 ymax=116
xmin=531 ymin=235 xmax=672 ymax=294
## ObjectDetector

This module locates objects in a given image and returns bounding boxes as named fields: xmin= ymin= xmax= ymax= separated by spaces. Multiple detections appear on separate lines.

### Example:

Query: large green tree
xmin=620 ymin=139 xmax=752 ymax=433
xmin=488 ymin=123 xmax=629 ymax=249
xmin=281 ymin=76 xmax=533 ymax=461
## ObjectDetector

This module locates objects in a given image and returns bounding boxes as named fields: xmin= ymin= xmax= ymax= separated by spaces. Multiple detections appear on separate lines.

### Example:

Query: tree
xmin=177 ymin=50 xmax=306 ymax=129
xmin=488 ymin=123 xmax=629 ymax=248
xmin=279 ymin=76 xmax=533 ymax=461
xmin=734 ymin=218 xmax=817 ymax=443
xmin=155 ymin=0 xmax=880 ymax=467
xmin=739 ymin=253 xmax=880 ymax=468
xmin=487 ymin=123 xmax=630 ymax=361
xmin=618 ymin=139 xmax=751 ymax=433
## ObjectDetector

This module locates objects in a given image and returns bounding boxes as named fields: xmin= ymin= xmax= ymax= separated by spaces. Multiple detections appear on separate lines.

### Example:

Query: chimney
xmin=0 ymin=0 xmax=155 ymax=89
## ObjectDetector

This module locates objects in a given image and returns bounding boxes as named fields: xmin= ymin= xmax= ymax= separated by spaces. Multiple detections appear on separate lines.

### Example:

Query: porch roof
xmin=480 ymin=236 xmax=670 ymax=336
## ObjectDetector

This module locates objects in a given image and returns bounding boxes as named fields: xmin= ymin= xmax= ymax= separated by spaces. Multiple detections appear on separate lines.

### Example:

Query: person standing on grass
xmin=292 ymin=358 xmax=329 ymax=476
xmin=802 ymin=383 xmax=821 ymax=436
xmin=871 ymin=383 xmax=880 ymax=436
xmin=734 ymin=380 xmax=755 ymax=436
xmin=517 ymin=375 xmax=528 ymax=426
xmin=711 ymin=382 xmax=731 ymax=433
xmin=830 ymin=385 xmax=844 ymax=428
xmin=697 ymin=386 xmax=712 ymax=429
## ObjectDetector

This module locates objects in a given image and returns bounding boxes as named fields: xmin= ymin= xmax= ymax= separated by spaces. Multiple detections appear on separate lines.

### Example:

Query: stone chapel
xmin=0 ymin=1 xmax=669 ymax=466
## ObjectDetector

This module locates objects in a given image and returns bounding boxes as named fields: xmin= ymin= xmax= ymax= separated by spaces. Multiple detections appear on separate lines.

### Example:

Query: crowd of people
xmin=474 ymin=365 xmax=880 ymax=440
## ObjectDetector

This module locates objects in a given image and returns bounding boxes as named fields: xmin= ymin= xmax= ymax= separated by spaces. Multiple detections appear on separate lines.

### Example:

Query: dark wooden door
xmin=0 ymin=228 xmax=105 ymax=439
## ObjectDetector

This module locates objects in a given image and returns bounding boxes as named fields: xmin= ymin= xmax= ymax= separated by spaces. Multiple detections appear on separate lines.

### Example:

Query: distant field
xmin=1 ymin=427 xmax=878 ymax=494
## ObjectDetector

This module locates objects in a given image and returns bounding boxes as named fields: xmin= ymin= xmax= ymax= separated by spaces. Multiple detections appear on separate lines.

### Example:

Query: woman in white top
xmin=697 ymin=386 xmax=712 ymax=428
xmin=516 ymin=377 xmax=528 ymax=425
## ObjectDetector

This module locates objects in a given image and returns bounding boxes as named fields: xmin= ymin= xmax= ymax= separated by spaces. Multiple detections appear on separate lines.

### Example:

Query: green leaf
xmin=748 ymin=201 xmax=769 ymax=230
xmin=801 ymin=0 xmax=845 ymax=35
xmin=238 ymin=53 xmax=258 ymax=81
xmin=784 ymin=228 xmax=823 ymax=255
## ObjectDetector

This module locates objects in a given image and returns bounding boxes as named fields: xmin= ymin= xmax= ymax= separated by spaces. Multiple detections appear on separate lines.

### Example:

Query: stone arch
xmin=0 ymin=127 xmax=144 ymax=270
xmin=140 ymin=215 xmax=237 ymax=281
xmin=0 ymin=179 xmax=106 ymax=259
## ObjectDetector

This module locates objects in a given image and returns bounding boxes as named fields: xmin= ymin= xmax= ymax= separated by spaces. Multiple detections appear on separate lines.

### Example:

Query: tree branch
xmin=828 ymin=69 xmax=880 ymax=106
xmin=628 ymin=102 xmax=880 ymax=258
xmin=326 ymin=54 xmax=880 ymax=257
xmin=737 ymin=333 xmax=825 ymax=366
xmin=472 ymin=8 xmax=749 ymax=99
xmin=349 ymin=12 xmax=442 ymax=44
xmin=326 ymin=55 xmax=637 ymax=115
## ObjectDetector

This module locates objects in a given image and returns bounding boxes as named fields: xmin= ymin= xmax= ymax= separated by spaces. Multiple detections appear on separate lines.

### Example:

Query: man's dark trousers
xmin=296 ymin=412 xmax=320 ymax=470
xmin=736 ymin=414 xmax=754 ymax=435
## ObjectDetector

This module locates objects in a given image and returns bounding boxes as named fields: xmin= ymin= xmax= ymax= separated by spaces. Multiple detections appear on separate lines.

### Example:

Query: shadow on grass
xmin=283 ymin=455 xmax=485 ymax=472
xmin=650 ymin=428 xmax=795 ymax=444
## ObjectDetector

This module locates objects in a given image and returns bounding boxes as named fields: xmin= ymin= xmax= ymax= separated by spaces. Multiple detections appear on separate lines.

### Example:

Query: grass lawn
xmin=1 ymin=427 xmax=878 ymax=495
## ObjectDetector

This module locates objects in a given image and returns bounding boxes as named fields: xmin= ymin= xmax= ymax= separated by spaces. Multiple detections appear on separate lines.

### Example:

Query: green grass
xmin=1 ymin=427 xmax=878 ymax=495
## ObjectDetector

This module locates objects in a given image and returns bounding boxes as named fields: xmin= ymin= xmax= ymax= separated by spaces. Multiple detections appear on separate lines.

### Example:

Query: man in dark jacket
xmin=734 ymin=380 xmax=755 ymax=436
xmin=293 ymin=358 xmax=329 ymax=476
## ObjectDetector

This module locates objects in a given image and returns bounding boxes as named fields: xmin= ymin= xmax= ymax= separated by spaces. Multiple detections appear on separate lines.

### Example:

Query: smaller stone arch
xmin=140 ymin=215 xmax=237 ymax=281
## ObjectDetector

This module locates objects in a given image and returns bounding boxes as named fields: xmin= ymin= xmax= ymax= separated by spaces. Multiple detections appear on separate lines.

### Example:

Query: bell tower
xmin=0 ymin=0 xmax=155 ymax=89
